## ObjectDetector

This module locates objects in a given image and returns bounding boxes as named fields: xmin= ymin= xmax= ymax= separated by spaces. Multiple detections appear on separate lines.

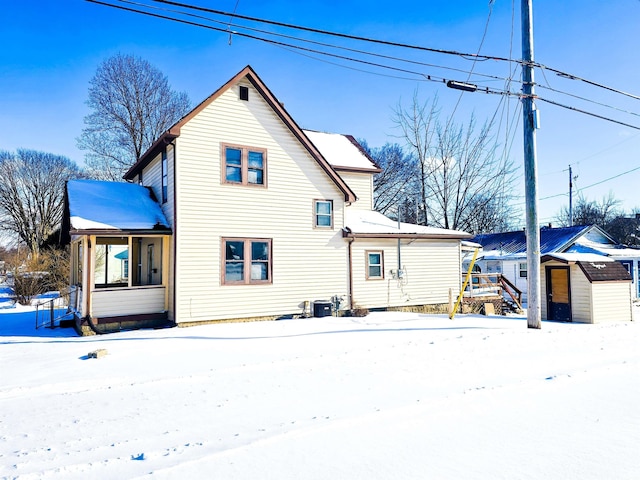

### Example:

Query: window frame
xmin=519 ymin=262 xmax=527 ymax=278
xmin=221 ymin=143 xmax=267 ymax=187
xmin=161 ymin=149 xmax=168 ymax=204
xmin=313 ymin=199 xmax=334 ymax=229
xmin=366 ymin=250 xmax=384 ymax=280
xmin=222 ymin=238 xmax=273 ymax=285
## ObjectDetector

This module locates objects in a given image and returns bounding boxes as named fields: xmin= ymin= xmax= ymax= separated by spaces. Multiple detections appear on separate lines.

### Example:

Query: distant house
xmin=468 ymin=225 xmax=640 ymax=302
xmin=63 ymin=65 xmax=471 ymax=334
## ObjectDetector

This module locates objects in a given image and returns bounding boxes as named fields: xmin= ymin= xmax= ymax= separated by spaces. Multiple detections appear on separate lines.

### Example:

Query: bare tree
xmin=392 ymin=95 xmax=518 ymax=233
xmin=78 ymin=53 xmax=191 ymax=180
xmin=555 ymin=193 xmax=621 ymax=228
xmin=0 ymin=149 xmax=83 ymax=254
xmin=362 ymin=141 xmax=419 ymax=219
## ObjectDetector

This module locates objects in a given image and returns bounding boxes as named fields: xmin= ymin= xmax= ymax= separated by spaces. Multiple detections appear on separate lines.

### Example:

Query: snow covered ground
xmin=1 ymin=301 xmax=639 ymax=479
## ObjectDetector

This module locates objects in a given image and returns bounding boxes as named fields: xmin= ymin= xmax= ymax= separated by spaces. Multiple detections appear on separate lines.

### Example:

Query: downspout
xmin=170 ymin=139 xmax=178 ymax=327
xmin=347 ymin=237 xmax=354 ymax=310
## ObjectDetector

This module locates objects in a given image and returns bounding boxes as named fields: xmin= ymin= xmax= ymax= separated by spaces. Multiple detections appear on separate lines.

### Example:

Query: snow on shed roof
xmin=344 ymin=210 xmax=471 ymax=239
xmin=303 ymin=130 xmax=380 ymax=172
xmin=66 ymin=180 xmax=170 ymax=232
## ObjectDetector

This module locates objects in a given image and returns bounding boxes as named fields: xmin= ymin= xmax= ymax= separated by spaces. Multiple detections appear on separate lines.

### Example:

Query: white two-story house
xmin=63 ymin=65 xmax=471 ymax=334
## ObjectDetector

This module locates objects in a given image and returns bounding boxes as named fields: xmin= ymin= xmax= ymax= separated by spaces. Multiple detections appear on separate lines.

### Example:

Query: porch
xmin=461 ymin=273 xmax=524 ymax=315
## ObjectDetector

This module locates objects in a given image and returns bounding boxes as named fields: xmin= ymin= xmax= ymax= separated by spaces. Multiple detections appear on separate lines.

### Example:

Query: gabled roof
xmin=303 ymin=130 xmax=381 ymax=173
xmin=471 ymin=225 xmax=611 ymax=259
xmin=124 ymin=65 xmax=357 ymax=203
xmin=344 ymin=210 xmax=471 ymax=240
xmin=63 ymin=180 xmax=171 ymax=236
xmin=541 ymin=253 xmax=631 ymax=282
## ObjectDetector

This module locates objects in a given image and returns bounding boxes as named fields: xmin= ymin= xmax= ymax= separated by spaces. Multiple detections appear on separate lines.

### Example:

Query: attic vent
xmin=239 ymin=86 xmax=249 ymax=101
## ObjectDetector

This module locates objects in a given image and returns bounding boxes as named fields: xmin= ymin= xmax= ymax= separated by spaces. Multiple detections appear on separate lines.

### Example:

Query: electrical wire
xmin=89 ymin=0 xmax=640 ymax=133
xmin=148 ymin=0 xmax=640 ymax=102
xmin=116 ymin=0 xmax=518 ymax=84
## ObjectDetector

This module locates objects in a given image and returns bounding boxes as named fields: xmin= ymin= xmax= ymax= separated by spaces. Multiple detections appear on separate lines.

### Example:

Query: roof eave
xmin=70 ymin=228 xmax=172 ymax=237
xmin=343 ymin=230 xmax=471 ymax=240
xmin=124 ymin=131 xmax=179 ymax=180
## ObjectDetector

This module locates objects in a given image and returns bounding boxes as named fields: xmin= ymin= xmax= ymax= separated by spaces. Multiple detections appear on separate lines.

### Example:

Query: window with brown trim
xmin=314 ymin=199 xmax=333 ymax=228
xmin=222 ymin=144 xmax=267 ymax=186
xmin=223 ymin=238 xmax=272 ymax=285
xmin=366 ymin=250 xmax=384 ymax=280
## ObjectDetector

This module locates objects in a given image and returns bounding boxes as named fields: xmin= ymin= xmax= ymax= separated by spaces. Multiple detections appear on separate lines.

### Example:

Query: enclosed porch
xmin=63 ymin=180 xmax=173 ymax=335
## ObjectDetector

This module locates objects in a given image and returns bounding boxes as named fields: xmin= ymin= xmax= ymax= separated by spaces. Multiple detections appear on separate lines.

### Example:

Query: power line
xmin=86 ymin=0 xmax=519 ymax=96
xmin=117 ymin=0 xmax=516 ymax=84
xmin=537 ymin=97 xmax=640 ymax=131
xmin=149 ymin=0 xmax=640 ymax=102
xmin=89 ymin=0 xmax=640 ymax=132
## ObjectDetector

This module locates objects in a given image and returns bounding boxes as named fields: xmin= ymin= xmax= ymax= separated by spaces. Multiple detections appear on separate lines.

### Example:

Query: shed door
xmin=546 ymin=266 xmax=571 ymax=321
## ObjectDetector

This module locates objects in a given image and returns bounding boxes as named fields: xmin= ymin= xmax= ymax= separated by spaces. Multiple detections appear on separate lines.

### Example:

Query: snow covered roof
xmin=344 ymin=210 xmax=471 ymax=239
xmin=542 ymin=252 xmax=631 ymax=282
xmin=541 ymin=252 xmax=614 ymax=264
xmin=66 ymin=180 xmax=171 ymax=233
xmin=566 ymin=240 xmax=640 ymax=259
xmin=303 ymin=130 xmax=380 ymax=172
xmin=472 ymin=225 xmax=594 ymax=259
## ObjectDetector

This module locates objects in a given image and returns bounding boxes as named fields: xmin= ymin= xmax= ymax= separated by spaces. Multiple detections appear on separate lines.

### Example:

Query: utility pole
xmin=569 ymin=165 xmax=573 ymax=226
xmin=522 ymin=0 xmax=541 ymax=329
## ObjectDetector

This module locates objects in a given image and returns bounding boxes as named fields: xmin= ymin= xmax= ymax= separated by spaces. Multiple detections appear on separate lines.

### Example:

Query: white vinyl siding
xmin=339 ymin=171 xmax=373 ymax=210
xmin=351 ymin=239 xmax=461 ymax=309
xmin=173 ymin=80 xmax=348 ymax=322
xmin=91 ymin=286 xmax=166 ymax=317
xmin=590 ymin=282 xmax=632 ymax=323
xmin=569 ymin=264 xmax=591 ymax=322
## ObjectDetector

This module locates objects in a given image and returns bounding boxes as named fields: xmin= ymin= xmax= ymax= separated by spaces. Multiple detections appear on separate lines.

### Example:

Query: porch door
xmin=546 ymin=266 xmax=571 ymax=321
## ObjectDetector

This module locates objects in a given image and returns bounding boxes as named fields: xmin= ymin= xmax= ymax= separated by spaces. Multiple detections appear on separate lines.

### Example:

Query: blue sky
xmin=2 ymin=0 xmax=639 ymax=226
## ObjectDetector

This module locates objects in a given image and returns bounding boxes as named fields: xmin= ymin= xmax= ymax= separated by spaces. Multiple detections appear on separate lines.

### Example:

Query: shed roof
xmin=578 ymin=260 xmax=631 ymax=282
xmin=541 ymin=253 xmax=631 ymax=282
xmin=64 ymin=180 xmax=171 ymax=235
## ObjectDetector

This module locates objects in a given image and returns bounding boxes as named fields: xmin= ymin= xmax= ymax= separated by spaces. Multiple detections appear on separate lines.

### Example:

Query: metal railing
xmin=34 ymin=289 xmax=74 ymax=329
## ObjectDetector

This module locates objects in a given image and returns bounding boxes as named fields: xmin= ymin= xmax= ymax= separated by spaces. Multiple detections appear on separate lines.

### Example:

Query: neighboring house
xmin=468 ymin=225 xmax=640 ymax=302
xmin=63 ymin=65 xmax=471 ymax=334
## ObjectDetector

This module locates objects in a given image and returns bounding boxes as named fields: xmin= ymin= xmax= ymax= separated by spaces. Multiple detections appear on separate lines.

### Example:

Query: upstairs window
xmin=161 ymin=150 xmax=168 ymax=203
xmin=223 ymin=238 xmax=272 ymax=285
xmin=314 ymin=200 xmax=333 ymax=228
xmin=223 ymin=144 xmax=266 ymax=186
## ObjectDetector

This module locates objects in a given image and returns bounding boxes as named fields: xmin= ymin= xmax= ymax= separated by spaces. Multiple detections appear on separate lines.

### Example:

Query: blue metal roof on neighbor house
xmin=471 ymin=225 xmax=593 ymax=257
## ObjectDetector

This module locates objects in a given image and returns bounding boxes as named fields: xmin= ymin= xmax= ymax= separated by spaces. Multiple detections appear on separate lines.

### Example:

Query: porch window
xmin=314 ymin=200 xmax=333 ymax=228
xmin=223 ymin=238 xmax=272 ymax=285
xmin=223 ymin=144 xmax=266 ymax=186
xmin=94 ymin=237 xmax=163 ymax=288
xmin=95 ymin=238 xmax=129 ymax=288
xmin=366 ymin=251 xmax=384 ymax=280
xmin=519 ymin=262 xmax=527 ymax=278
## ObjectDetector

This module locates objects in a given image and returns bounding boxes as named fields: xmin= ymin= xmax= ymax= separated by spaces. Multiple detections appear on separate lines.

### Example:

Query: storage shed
xmin=541 ymin=253 xmax=633 ymax=323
